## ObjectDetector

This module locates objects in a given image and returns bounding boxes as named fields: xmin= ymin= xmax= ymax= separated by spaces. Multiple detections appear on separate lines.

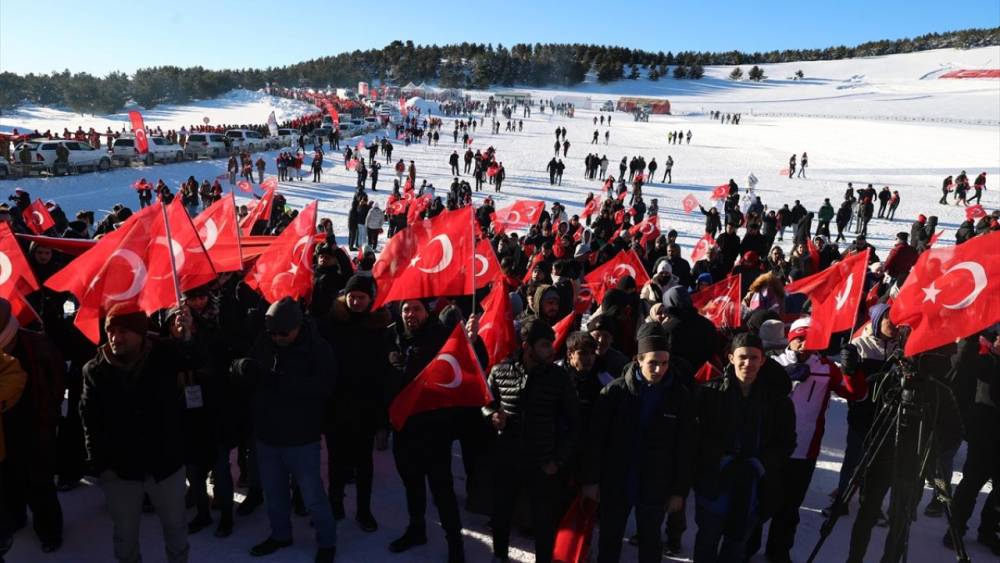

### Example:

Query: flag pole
xmin=159 ymin=201 xmax=184 ymax=307
xmin=229 ymin=190 xmax=245 ymax=266
xmin=470 ymin=203 xmax=477 ymax=315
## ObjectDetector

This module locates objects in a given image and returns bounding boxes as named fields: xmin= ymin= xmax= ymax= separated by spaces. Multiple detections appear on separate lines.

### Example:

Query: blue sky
xmin=2 ymin=0 xmax=997 ymax=76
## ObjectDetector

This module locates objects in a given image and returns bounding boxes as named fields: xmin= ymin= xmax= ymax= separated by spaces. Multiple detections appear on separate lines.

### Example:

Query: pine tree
xmin=648 ymin=66 xmax=660 ymax=81
xmin=748 ymin=65 xmax=767 ymax=81
xmin=672 ymin=65 xmax=688 ymax=79
xmin=689 ymin=63 xmax=705 ymax=79
xmin=729 ymin=67 xmax=743 ymax=80
xmin=795 ymin=69 xmax=804 ymax=79
xmin=628 ymin=64 xmax=640 ymax=79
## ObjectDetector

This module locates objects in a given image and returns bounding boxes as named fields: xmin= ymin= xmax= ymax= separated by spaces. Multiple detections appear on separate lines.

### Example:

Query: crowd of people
xmin=0 ymin=100 xmax=997 ymax=563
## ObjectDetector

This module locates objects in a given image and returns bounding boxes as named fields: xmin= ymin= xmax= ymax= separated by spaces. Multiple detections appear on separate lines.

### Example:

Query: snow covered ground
xmin=3 ymin=47 xmax=1000 ymax=562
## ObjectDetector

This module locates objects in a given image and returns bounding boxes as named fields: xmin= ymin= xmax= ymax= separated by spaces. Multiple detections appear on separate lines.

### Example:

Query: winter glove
xmin=840 ymin=343 xmax=861 ymax=375
xmin=785 ymin=362 xmax=811 ymax=383
xmin=230 ymin=358 xmax=264 ymax=383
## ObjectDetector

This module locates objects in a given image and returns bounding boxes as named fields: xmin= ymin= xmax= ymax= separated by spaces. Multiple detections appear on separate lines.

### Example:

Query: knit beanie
xmin=104 ymin=302 xmax=148 ymax=336
xmin=344 ymin=274 xmax=377 ymax=299
xmin=636 ymin=322 xmax=670 ymax=355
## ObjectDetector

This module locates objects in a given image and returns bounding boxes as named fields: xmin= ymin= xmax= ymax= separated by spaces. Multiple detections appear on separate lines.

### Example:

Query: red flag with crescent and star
xmin=244 ymin=201 xmax=318 ymax=305
xmin=23 ymin=199 xmax=55 ymax=234
xmin=628 ymin=214 xmax=660 ymax=245
xmin=492 ymin=200 xmax=545 ymax=234
xmin=240 ymin=187 xmax=276 ymax=235
xmin=691 ymin=274 xmax=742 ymax=329
xmin=389 ymin=322 xmax=491 ymax=430
xmin=785 ymin=249 xmax=870 ymax=350
xmin=690 ymin=232 xmax=717 ymax=263
xmin=128 ymin=111 xmax=148 ymax=154
xmin=583 ymin=249 xmax=650 ymax=304
xmin=709 ymin=183 xmax=730 ymax=200
xmin=890 ymin=231 xmax=1000 ymax=356
xmin=372 ymin=206 xmax=475 ymax=308
xmin=682 ymin=194 xmax=699 ymax=214
xmin=191 ymin=193 xmax=243 ymax=273
xmin=581 ymin=197 xmax=602 ymax=218
xmin=474 ymin=238 xmax=502 ymax=289
xmin=0 ymin=222 xmax=40 ymax=324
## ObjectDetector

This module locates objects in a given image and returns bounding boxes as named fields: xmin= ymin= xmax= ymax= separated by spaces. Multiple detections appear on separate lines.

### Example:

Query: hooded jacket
xmin=661 ymin=287 xmax=721 ymax=371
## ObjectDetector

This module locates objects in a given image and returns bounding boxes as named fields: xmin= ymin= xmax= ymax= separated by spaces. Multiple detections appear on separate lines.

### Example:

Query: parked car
xmin=600 ymin=100 xmax=615 ymax=112
xmin=268 ymin=127 xmax=299 ymax=148
xmin=337 ymin=122 xmax=360 ymax=137
xmin=13 ymin=139 xmax=112 ymax=175
xmin=225 ymin=129 xmax=268 ymax=151
xmin=184 ymin=133 xmax=229 ymax=159
xmin=111 ymin=136 xmax=184 ymax=164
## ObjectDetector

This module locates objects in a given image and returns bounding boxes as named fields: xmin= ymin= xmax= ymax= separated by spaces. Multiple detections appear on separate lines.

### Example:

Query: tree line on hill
xmin=0 ymin=27 xmax=996 ymax=115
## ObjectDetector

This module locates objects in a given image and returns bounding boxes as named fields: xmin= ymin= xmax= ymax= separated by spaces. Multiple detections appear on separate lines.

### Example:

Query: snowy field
xmin=3 ymin=47 xmax=1000 ymax=562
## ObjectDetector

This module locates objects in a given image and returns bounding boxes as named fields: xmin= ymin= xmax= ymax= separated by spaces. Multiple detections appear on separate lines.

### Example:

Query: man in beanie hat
xmin=587 ymin=314 xmax=629 ymax=379
xmin=80 ymin=302 xmax=192 ymax=563
xmin=758 ymin=319 xmax=788 ymax=355
xmin=484 ymin=318 xmax=581 ymax=563
xmin=318 ymin=274 xmax=391 ymax=532
xmin=693 ymin=332 xmax=795 ymax=563
xmin=748 ymin=317 xmax=866 ymax=562
xmin=385 ymin=298 xmax=467 ymax=561
xmin=582 ymin=322 xmax=696 ymax=562
xmin=0 ymin=297 xmax=65 ymax=553
xmin=230 ymin=297 xmax=337 ymax=562
xmin=309 ymin=240 xmax=354 ymax=317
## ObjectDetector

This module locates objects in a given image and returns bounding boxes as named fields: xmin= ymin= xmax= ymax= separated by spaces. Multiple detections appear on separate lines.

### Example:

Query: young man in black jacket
xmin=484 ymin=319 xmax=581 ymax=563
xmin=582 ymin=323 xmax=696 ymax=563
xmin=80 ymin=304 xmax=192 ymax=563
xmin=693 ymin=332 xmax=795 ymax=563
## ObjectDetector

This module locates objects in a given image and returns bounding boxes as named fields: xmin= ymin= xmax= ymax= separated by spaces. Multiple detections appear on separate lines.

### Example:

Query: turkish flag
xmin=690 ymin=232 xmax=717 ymax=262
xmin=474 ymin=238 xmax=502 ymax=289
xmin=245 ymin=201 xmax=318 ymax=304
xmin=389 ymin=322 xmax=492 ymax=430
xmin=582 ymin=197 xmax=601 ymax=218
xmin=147 ymin=200 xmax=218 ymax=304
xmin=347 ymin=159 xmax=359 ymax=171
xmin=45 ymin=205 xmax=159 ymax=343
xmin=406 ymin=194 xmax=432 ymax=224
xmin=552 ymin=495 xmax=598 ymax=563
xmin=928 ymin=230 xmax=945 ymax=247
xmin=192 ymin=193 xmax=243 ymax=273
xmin=329 ymin=107 xmax=340 ymax=126
xmin=261 ymin=176 xmax=278 ymax=190
xmin=521 ymin=252 xmax=545 ymax=286
xmin=786 ymin=249 xmax=870 ymax=350
xmin=552 ymin=311 xmax=579 ymax=356
xmin=806 ymin=237 xmax=821 ymax=273
xmin=965 ymin=204 xmax=987 ymax=221
xmin=889 ymin=231 xmax=1000 ymax=356
xmin=0 ymin=223 xmax=40 ymax=318
xmin=372 ymin=207 xmax=475 ymax=308
xmin=710 ymin=183 xmax=730 ymax=200
xmin=613 ymin=209 xmax=625 ymax=225
xmin=575 ymin=286 xmax=595 ymax=315
xmin=237 ymin=180 xmax=253 ymax=193
xmin=386 ymin=198 xmax=406 ymax=216
xmin=128 ymin=111 xmax=148 ymax=154
xmin=682 ymin=194 xmax=699 ymax=214
xmin=584 ymin=249 xmax=649 ymax=304
xmin=693 ymin=361 xmax=723 ymax=384
xmin=23 ymin=199 xmax=55 ymax=234
xmin=628 ymin=214 xmax=660 ymax=245
xmin=492 ymin=200 xmax=544 ymax=233
xmin=240 ymin=187 xmax=276 ymax=235
xmin=478 ymin=280 xmax=518 ymax=369
xmin=691 ymin=274 xmax=742 ymax=329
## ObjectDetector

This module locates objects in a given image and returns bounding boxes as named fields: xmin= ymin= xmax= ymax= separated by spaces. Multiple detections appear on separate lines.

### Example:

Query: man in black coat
xmin=385 ymin=299 xmax=466 ymax=562
xmin=693 ymin=332 xmax=796 ymax=563
xmin=320 ymin=275 xmax=392 ymax=532
xmin=716 ymin=223 xmax=741 ymax=272
xmin=582 ymin=323 xmax=696 ymax=563
xmin=80 ymin=304 xmax=191 ymax=563
xmin=661 ymin=287 xmax=721 ymax=373
xmin=231 ymin=298 xmax=337 ymax=562
xmin=484 ymin=319 xmax=581 ymax=563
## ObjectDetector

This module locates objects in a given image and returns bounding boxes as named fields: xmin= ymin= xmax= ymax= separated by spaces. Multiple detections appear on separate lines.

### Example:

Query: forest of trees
xmin=0 ymin=27 xmax=997 ymax=114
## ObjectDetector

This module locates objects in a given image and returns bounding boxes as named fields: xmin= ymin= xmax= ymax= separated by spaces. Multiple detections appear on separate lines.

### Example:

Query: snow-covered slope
xmin=0 ymin=89 xmax=319 ymax=134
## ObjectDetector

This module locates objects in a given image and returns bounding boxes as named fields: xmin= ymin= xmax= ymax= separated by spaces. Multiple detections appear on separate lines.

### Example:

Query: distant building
xmin=494 ymin=92 xmax=532 ymax=105
xmin=616 ymin=97 xmax=671 ymax=114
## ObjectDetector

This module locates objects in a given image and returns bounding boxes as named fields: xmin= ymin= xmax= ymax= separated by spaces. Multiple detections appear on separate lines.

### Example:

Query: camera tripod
xmin=806 ymin=352 xmax=971 ymax=563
